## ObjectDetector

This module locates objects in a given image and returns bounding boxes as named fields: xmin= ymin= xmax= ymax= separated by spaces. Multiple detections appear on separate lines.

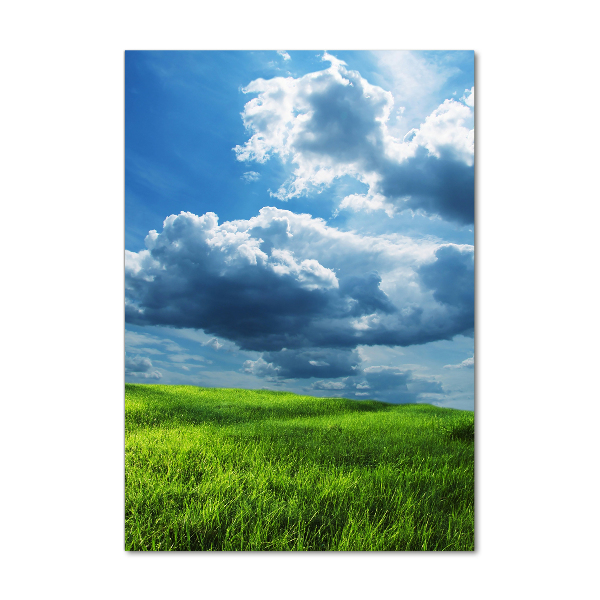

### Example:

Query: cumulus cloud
xmin=444 ymin=356 xmax=474 ymax=370
xmin=125 ymin=208 xmax=474 ymax=357
xmin=462 ymin=87 xmax=474 ymax=107
xmin=277 ymin=51 xmax=291 ymax=61
xmin=125 ymin=355 xmax=162 ymax=379
xmin=242 ymin=356 xmax=280 ymax=378
xmin=234 ymin=53 xmax=474 ymax=224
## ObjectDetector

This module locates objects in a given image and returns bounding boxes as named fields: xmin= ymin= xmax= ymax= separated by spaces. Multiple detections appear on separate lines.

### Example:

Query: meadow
xmin=125 ymin=384 xmax=474 ymax=551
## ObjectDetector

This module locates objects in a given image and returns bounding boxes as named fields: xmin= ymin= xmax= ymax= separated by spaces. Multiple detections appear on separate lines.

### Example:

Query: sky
xmin=125 ymin=50 xmax=475 ymax=410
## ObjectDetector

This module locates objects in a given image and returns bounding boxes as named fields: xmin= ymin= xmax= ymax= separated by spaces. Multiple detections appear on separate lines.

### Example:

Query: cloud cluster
xmin=125 ymin=208 xmax=474 ymax=358
xmin=234 ymin=53 xmax=474 ymax=224
xmin=124 ymin=52 xmax=474 ymax=406
xmin=244 ymin=348 xmax=361 ymax=380
xmin=309 ymin=365 xmax=445 ymax=404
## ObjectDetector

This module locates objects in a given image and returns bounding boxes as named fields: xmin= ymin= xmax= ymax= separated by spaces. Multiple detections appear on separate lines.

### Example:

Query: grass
xmin=125 ymin=384 xmax=474 ymax=551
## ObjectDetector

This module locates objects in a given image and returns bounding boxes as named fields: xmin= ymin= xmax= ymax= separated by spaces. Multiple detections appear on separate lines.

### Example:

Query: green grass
xmin=125 ymin=384 xmax=474 ymax=551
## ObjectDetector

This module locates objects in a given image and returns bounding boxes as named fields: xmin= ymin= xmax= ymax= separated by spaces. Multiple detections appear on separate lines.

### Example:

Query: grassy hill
xmin=125 ymin=384 xmax=474 ymax=551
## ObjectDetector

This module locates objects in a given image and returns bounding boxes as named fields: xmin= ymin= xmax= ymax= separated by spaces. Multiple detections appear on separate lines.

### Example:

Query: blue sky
xmin=125 ymin=50 xmax=475 ymax=410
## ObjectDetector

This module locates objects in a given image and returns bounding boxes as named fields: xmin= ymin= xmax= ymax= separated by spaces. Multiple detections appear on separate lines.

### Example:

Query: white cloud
xmin=462 ymin=87 xmax=474 ymax=107
xmin=136 ymin=347 xmax=163 ymax=355
xmin=168 ymin=353 xmax=206 ymax=363
xmin=268 ymin=248 xmax=339 ymax=290
xmin=234 ymin=53 xmax=474 ymax=224
xmin=241 ymin=171 xmax=260 ymax=183
xmin=125 ymin=330 xmax=184 ymax=353
xmin=149 ymin=326 xmax=237 ymax=350
xmin=372 ymin=51 xmax=463 ymax=133
xmin=242 ymin=357 xmax=280 ymax=378
xmin=277 ymin=51 xmax=291 ymax=61
xmin=338 ymin=192 xmax=394 ymax=217
xmin=444 ymin=356 xmax=474 ymax=369
xmin=133 ymin=210 xmax=338 ymax=291
xmin=206 ymin=338 xmax=222 ymax=350
xmin=406 ymin=99 xmax=474 ymax=166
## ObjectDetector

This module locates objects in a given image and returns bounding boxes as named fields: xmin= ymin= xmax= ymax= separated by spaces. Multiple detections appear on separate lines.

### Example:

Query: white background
xmin=1 ymin=1 xmax=598 ymax=598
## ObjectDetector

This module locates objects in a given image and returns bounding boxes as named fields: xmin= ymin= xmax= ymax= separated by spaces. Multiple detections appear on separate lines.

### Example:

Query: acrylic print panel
xmin=125 ymin=50 xmax=475 ymax=551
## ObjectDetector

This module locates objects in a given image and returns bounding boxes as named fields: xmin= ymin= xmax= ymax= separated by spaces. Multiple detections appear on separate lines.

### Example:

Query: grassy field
xmin=125 ymin=384 xmax=474 ymax=551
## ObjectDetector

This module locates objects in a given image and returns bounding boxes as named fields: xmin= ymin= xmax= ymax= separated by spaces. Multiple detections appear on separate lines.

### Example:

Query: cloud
xmin=241 ymin=171 xmax=261 ymax=183
xmin=418 ymin=244 xmax=474 ymax=327
xmin=360 ymin=365 xmax=444 ymax=403
xmin=372 ymin=50 xmax=465 ymax=133
xmin=308 ymin=365 xmax=445 ymax=404
xmin=125 ymin=330 xmax=185 ymax=353
xmin=311 ymin=379 xmax=348 ymax=390
xmin=148 ymin=326 xmax=237 ymax=351
xmin=444 ymin=356 xmax=474 ymax=369
xmin=277 ymin=51 xmax=291 ymax=61
xmin=125 ymin=208 xmax=474 ymax=358
xmin=125 ymin=355 xmax=162 ymax=379
xmin=462 ymin=87 xmax=474 ymax=107
xmin=167 ymin=353 xmax=206 ymax=364
xmin=260 ymin=348 xmax=360 ymax=379
xmin=242 ymin=356 xmax=280 ymax=378
xmin=205 ymin=337 xmax=222 ymax=350
xmin=234 ymin=53 xmax=474 ymax=224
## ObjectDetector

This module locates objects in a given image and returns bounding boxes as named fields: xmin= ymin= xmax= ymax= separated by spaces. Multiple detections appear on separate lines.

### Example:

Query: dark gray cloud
xmin=309 ymin=365 xmax=445 ymax=404
xmin=377 ymin=146 xmax=474 ymax=224
xmin=126 ymin=210 xmax=473 ymax=358
xmin=126 ymin=208 xmax=474 ymax=364
xmin=418 ymin=243 xmax=474 ymax=337
xmin=258 ymin=348 xmax=360 ymax=379
xmin=361 ymin=366 xmax=444 ymax=403
xmin=338 ymin=272 xmax=397 ymax=316
xmin=235 ymin=55 xmax=474 ymax=224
